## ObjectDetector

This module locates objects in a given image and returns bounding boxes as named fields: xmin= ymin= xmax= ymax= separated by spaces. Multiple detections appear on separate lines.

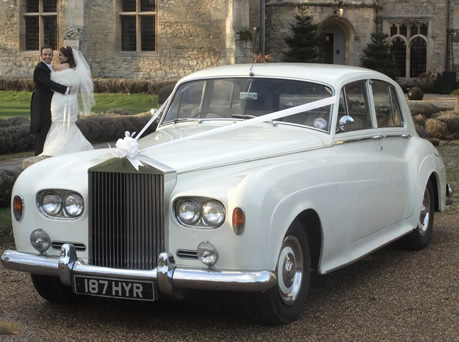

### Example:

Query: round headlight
xmin=202 ymin=200 xmax=225 ymax=226
xmin=176 ymin=200 xmax=201 ymax=225
xmin=64 ymin=193 xmax=84 ymax=217
xmin=41 ymin=192 xmax=62 ymax=216
xmin=30 ymin=229 xmax=51 ymax=253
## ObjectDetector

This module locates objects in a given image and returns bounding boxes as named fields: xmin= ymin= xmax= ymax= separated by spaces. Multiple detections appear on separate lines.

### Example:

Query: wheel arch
xmin=428 ymin=172 xmax=440 ymax=212
xmin=416 ymin=151 xmax=446 ymax=214
xmin=295 ymin=209 xmax=322 ymax=272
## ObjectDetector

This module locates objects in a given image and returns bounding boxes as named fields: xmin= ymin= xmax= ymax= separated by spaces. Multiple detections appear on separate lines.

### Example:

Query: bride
xmin=42 ymin=46 xmax=95 ymax=156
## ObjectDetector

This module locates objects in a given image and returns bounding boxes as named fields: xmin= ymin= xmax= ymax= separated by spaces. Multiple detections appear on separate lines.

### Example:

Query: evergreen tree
xmin=283 ymin=6 xmax=323 ymax=63
xmin=360 ymin=28 xmax=398 ymax=79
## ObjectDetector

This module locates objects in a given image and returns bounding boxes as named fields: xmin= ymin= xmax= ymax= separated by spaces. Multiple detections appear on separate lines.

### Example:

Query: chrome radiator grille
xmin=88 ymin=160 xmax=164 ymax=270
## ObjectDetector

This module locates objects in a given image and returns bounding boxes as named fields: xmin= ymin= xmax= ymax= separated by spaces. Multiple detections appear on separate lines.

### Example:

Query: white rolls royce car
xmin=2 ymin=63 xmax=451 ymax=324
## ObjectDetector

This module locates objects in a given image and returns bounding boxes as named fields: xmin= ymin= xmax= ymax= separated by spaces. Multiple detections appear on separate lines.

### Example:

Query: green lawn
xmin=0 ymin=91 xmax=158 ymax=119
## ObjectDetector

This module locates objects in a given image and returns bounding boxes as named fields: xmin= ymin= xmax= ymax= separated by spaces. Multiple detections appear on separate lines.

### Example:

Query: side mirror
xmin=338 ymin=115 xmax=354 ymax=132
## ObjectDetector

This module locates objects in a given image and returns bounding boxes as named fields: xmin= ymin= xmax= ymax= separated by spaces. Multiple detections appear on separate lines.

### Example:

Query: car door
xmin=333 ymin=80 xmax=401 ymax=242
xmin=369 ymin=80 xmax=411 ymax=221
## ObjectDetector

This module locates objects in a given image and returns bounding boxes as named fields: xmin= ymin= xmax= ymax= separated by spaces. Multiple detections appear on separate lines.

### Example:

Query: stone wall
xmin=264 ymin=0 xmax=458 ymax=79
xmin=0 ymin=0 xmax=457 ymax=83
xmin=265 ymin=3 xmax=375 ymax=66
xmin=0 ymin=0 xmax=254 ymax=82
xmin=379 ymin=0 xmax=448 ymax=75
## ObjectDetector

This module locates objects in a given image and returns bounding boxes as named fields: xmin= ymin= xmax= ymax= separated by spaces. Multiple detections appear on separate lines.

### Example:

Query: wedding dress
xmin=42 ymin=68 xmax=93 ymax=156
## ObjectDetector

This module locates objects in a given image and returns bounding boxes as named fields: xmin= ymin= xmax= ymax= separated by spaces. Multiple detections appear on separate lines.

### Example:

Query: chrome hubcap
xmin=277 ymin=235 xmax=303 ymax=305
xmin=419 ymin=187 xmax=431 ymax=236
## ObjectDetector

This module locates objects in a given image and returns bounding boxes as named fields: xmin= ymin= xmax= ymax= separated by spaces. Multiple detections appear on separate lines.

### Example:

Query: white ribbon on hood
xmin=111 ymin=95 xmax=336 ymax=170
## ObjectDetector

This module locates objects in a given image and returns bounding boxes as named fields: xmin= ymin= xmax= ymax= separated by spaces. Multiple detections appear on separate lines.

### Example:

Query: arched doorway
xmin=319 ymin=18 xmax=353 ymax=65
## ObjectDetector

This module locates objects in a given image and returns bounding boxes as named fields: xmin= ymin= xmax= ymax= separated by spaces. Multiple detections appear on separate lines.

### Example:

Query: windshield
xmin=162 ymin=78 xmax=334 ymax=132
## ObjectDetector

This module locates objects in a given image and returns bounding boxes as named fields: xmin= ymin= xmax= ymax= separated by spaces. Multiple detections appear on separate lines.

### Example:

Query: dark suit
xmin=30 ymin=61 xmax=67 ymax=155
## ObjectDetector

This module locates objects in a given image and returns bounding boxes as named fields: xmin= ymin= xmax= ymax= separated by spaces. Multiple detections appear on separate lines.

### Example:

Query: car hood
xmin=138 ymin=121 xmax=326 ymax=171
xmin=22 ymin=122 xmax=327 ymax=186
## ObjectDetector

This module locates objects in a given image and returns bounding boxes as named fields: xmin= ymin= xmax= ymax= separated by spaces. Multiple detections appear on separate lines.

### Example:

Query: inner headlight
xmin=175 ymin=197 xmax=226 ymax=228
xmin=64 ymin=194 xmax=84 ymax=217
xmin=202 ymin=200 xmax=225 ymax=226
xmin=41 ymin=192 xmax=62 ymax=216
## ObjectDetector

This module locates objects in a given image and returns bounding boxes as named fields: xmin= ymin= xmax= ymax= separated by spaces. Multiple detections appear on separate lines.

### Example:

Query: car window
xmin=336 ymin=81 xmax=372 ymax=133
xmin=371 ymin=81 xmax=404 ymax=128
xmin=278 ymin=84 xmax=332 ymax=131
xmin=209 ymin=80 xmax=242 ymax=115
xmin=166 ymin=81 xmax=205 ymax=120
xmin=163 ymin=78 xmax=333 ymax=132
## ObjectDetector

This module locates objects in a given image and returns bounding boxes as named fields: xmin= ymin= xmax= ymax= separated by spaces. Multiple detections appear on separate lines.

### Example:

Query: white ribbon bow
xmin=111 ymin=131 xmax=152 ymax=170
xmin=110 ymin=105 xmax=168 ymax=171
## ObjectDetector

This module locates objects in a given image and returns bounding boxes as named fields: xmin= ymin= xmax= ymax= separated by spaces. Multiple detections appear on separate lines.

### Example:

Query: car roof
xmin=178 ymin=63 xmax=393 ymax=88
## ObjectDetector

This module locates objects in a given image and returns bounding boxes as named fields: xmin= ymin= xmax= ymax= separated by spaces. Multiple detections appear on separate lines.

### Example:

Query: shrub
xmin=158 ymin=84 xmax=176 ymax=105
xmin=0 ymin=116 xmax=30 ymax=128
xmin=415 ymin=72 xmax=436 ymax=93
xmin=283 ymin=5 xmax=323 ymax=63
xmin=0 ymin=168 xmax=22 ymax=208
xmin=76 ymin=113 xmax=158 ymax=144
xmin=0 ymin=114 xmax=158 ymax=155
xmin=0 ymin=78 xmax=34 ymax=91
xmin=0 ymin=118 xmax=35 ymax=154
xmin=93 ymin=78 xmax=177 ymax=94
xmin=360 ymin=28 xmax=398 ymax=80
xmin=1 ymin=77 xmax=178 ymax=95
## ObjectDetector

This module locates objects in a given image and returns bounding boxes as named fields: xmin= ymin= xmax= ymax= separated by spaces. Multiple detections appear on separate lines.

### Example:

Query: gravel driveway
xmin=1 ymin=210 xmax=458 ymax=341
xmin=1 ymin=143 xmax=458 ymax=342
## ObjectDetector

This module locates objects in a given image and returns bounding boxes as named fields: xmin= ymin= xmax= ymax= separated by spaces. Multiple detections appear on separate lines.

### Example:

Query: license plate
xmin=73 ymin=276 xmax=156 ymax=301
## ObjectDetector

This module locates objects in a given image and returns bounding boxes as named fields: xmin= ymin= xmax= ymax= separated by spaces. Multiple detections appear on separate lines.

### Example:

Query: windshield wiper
xmin=172 ymin=118 xmax=198 ymax=123
xmin=231 ymin=114 xmax=256 ymax=119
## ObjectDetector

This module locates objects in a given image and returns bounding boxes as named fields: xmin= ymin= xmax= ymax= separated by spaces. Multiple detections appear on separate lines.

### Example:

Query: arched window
xmin=391 ymin=37 xmax=406 ymax=78
xmin=410 ymin=37 xmax=427 ymax=77
xmin=388 ymin=20 xmax=429 ymax=78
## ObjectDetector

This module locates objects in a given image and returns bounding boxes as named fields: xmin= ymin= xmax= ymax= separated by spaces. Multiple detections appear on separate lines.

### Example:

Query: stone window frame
xmin=118 ymin=0 xmax=157 ymax=54
xmin=20 ymin=0 xmax=59 ymax=52
xmin=386 ymin=19 xmax=430 ymax=79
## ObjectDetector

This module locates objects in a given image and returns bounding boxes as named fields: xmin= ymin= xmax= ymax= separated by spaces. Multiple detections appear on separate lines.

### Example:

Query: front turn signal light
xmin=232 ymin=207 xmax=245 ymax=235
xmin=13 ymin=195 xmax=24 ymax=221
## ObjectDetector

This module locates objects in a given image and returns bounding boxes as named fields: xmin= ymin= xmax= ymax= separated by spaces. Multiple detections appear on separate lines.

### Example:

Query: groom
xmin=30 ymin=46 xmax=69 ymax=156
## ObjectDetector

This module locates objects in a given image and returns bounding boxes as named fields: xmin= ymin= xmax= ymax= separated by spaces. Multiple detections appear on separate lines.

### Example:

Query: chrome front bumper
xmin=1 ymin=244 xmax=277 ymax=297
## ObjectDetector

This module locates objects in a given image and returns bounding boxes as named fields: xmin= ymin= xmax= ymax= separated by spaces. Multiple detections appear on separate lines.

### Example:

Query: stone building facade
xmin=0 ymin=0 xmax=254 ymax=81
xmin=264 ymin=0 xmax=458 ymax=84
xmin=0 ymin=0 xmax=457 ymax=85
